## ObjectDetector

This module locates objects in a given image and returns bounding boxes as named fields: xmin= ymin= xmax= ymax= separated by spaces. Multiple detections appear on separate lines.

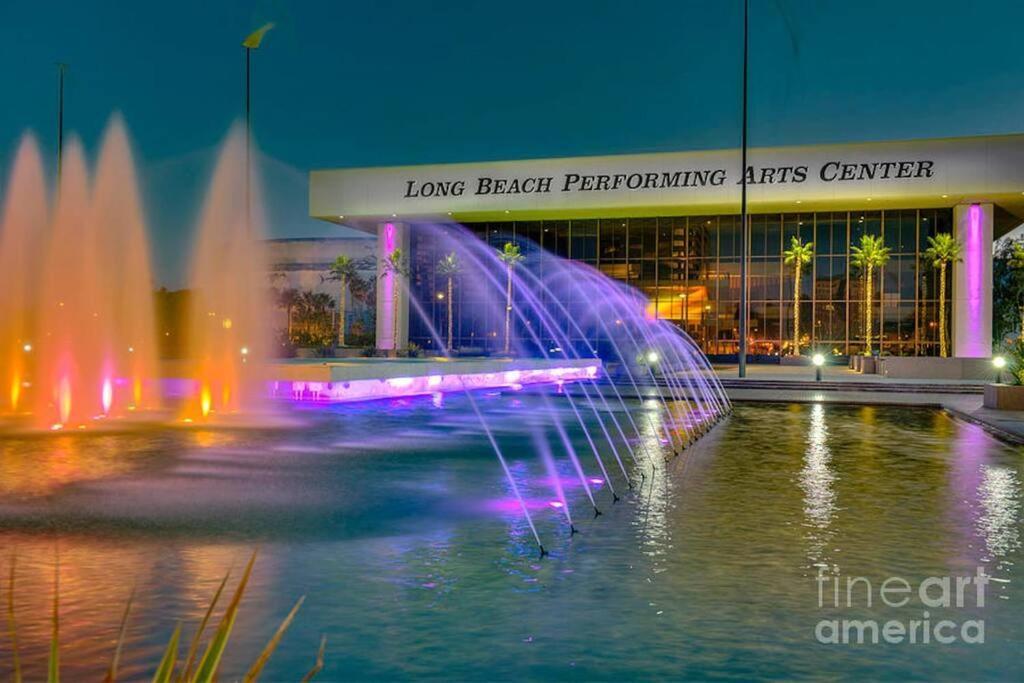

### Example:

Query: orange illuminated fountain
xmin=184 ymin=124 xmax=270 ymax=421
xmin=29 ymin=117 xmax=162 ymax=429
xmin=34 ymin=137 xmax=98 ymax=428
xmin=0 ymin=133 xmax=47 ymax=414
xmin=90 ymin=116 xmax=161 ymax=414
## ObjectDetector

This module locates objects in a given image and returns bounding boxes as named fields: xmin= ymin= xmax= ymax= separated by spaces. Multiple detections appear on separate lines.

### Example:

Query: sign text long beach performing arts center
xmin=402 ymin=159 xmax=936 ymax=199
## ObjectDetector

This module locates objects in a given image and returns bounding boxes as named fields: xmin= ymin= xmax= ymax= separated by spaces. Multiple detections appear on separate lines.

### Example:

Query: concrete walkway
xmin=711 ymin=363 xmax=1024 ymax=445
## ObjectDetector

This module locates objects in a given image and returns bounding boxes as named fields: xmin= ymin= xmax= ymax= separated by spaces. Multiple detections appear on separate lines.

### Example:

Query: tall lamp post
xmin=242 ymin=23 xmax=274 ymax=234
xmin=56 ymin=62 xmax=68 ymax=181
xmin=738 ymin=0 xmax=749 ymax=378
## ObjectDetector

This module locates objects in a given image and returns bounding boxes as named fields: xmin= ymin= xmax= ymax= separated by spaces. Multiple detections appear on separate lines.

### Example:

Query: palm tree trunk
xmin=504 ymin=266 xmax=512 ymax=355
xmin=939 ymin=265 xmax=947 ymax=357
xmin=865 ymin=264 xmax=873 ymax=354
xmin=338 ymin=277 xmax=347 ymax=347
xmin=793 ymin=261 xmax=801 ymax=355
xmin=392 ymin=285 xmax=400 ymax=357
xmin=286 ymin=305 xmax=293 ymax=341
xmin=447 ymin=276 xmax=453 ymax=352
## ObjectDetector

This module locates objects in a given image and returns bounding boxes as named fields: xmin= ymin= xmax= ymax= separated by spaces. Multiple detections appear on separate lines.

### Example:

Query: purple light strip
xmin=271 ymin=365 xmax=600 ymax=404
xmin=964 ymin=204 xmax=985 ymax=357
xmin=381 ymin=222 xmax=396 ymax=350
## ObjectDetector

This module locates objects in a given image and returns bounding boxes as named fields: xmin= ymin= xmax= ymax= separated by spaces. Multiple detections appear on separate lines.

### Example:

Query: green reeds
xmin=2 ymin=552 xmax=323 ymax=682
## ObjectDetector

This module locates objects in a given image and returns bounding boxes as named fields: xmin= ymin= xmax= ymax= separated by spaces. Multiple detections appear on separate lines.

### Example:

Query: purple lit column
xmin=376 ymin=222 xmax=410 ymax=352
xmin=952 ymin=203 xmax=993 ymax=358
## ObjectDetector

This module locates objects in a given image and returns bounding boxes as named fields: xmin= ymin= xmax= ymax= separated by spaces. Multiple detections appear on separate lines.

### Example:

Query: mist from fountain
xmin=183 ymin=124 xmax=270 ymax=421
xmin=0 ymin=134 xmax=47 ymax=414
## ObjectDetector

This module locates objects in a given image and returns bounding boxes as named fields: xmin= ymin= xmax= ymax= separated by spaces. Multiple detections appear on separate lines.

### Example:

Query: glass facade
xmin=410 ymin=208 xmax=953 ymax=358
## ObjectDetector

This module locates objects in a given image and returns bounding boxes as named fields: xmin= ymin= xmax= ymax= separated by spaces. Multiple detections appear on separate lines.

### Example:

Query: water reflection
xmin=798 ymin=403 xmax=837 ymax=567
xmin=977 ymin=465 xmax=1022 ymax=570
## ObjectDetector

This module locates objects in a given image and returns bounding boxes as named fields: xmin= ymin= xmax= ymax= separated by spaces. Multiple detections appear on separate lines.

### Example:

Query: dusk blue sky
xmin=1 ymin=0 xmax=1023 ymax=287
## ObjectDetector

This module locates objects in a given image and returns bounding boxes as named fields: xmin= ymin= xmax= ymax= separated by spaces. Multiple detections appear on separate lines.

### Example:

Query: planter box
xmin=332 ymin=347 xmax=364 ymax=358
xmin=984 ymin=384 xmax=1024 ymax=410
xmin=859 ymin=356 xmax=876 ymax=374
xmin=879 ymin=356 xmax=995 ymax=380
xmin=295 ymin=347 xmax=320 ymax=359
xmin=780 ymin=355 xmax=810 ymax=366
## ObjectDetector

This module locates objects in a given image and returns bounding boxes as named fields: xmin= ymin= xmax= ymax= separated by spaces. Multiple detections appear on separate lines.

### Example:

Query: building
xmin=308 ymin=134 xmax=1024 ymax=358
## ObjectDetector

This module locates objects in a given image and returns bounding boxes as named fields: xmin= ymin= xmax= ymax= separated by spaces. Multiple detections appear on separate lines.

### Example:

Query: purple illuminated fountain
xmin=394 ymin=222 xmax=731 ymax=553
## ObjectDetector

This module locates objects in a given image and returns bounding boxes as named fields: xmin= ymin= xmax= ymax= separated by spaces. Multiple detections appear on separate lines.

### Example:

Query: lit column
xmin=952 ymin=203 xmax=993 ymax=358
xmin=376 ymin=221 xmax=410 ymax=352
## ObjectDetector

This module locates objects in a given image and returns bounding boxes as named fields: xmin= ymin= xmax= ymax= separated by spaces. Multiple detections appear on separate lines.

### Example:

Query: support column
xmin=376 ymin=221 xmax=410 ymax=352
xmin=952 ymin=203 xmax=993 ymax=358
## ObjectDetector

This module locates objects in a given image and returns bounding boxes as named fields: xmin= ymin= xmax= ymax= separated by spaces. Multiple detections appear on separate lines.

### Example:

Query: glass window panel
xmin=570 ymin=219 xmax=597 ymax=261
xmin=628 ymin=218 xmax=657 ymax=259
xmin=599 ymin=219 xmax=625 ymax=260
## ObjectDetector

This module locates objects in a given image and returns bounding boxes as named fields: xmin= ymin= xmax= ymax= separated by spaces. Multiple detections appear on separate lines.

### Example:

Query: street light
xmin=993 ymin=355 xmax=1007 ymax=383
xmin=812 ymin=352 xmax=825 ymax=382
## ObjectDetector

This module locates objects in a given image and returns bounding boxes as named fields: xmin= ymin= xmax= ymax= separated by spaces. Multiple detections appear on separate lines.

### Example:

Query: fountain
xmin=0 ymin=115 xmax=727 ymax=556
xmin=0 ymin=117 xmax=269 ymax=429
xmin=183 ymin=124 xmax=270 ymax=421
xmin=0 ymin=133 xmax=47 ymax=414
xmin=396 ymin=222 xmax=731 ymax=551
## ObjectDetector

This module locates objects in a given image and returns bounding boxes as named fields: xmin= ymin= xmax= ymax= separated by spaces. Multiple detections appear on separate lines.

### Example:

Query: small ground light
xmin=646 ymin=351 xmax=659 ymax=364
xmin=22 ymin=343 xmax=31 ymax=352
xmin=993 ymin=355 xmax=1007 ymax=382
xmin=812 ymin=352 xmax=825 ymax=382
xmin=240 ymin=346 xmax=249 ymax=356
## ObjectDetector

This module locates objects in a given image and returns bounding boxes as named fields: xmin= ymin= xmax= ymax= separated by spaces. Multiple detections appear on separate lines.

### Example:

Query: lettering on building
xmin=400 ymin=159 xmax=936 ymax=201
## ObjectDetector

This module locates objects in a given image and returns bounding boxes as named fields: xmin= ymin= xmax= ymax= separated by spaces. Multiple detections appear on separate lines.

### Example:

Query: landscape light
xmin=993 ymin=355 xmax=1007 ymax=383
xmin=646 ymin=351 xmax=659 ymax=364
xmin=22 ymin=343 xmax=31 ymax=352
xmin=812 ymin=352 xmax=825 ymax=382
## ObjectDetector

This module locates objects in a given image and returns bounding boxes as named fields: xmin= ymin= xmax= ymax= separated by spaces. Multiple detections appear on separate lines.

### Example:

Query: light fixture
xmin=993 ymin=356 xmax=1007 ymax=369
xmin=812 ymin=353 xmax=825 ymax=366
xmin=22 ymin=343 xmax=31 ymax=352
xmin=646 ymin=351 xmax=659 ymax=364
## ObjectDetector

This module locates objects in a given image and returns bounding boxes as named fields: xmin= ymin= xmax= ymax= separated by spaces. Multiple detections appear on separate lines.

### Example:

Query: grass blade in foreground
xmin=192 ymin=551 xmax=257 ymax=683
xmin=48 ymin=556 xmax=59 ymax=683
xmin=104 ymin=586 xmax=135 ymax=682
xmin=241 ymin=595 xmax=305 ymax=682
xmin=300 ymin=635 xmax=327 ymax=683
xmin=152 ymin=623 xmax=181 ymax=683
xmin=6 ymin=557 xmax=21 ymax=683
xmin=179 ymin=571 xmax=229 ymax=681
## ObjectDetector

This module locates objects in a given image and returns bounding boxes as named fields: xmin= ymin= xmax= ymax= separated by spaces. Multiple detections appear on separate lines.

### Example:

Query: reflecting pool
xmin=1 ymin=398 xmax=1022 ymax=680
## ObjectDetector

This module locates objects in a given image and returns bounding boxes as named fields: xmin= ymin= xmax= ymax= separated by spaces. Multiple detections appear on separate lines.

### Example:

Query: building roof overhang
xmin=310 ymin=133 xmax=1024 ymax=234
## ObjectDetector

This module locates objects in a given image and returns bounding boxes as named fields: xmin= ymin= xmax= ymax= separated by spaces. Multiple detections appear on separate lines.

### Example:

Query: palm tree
xmin=436 ymin=252 xmax=461 ymax=352
xmin=276 ymin=287 xmax=300 ymax=342
xmin=324 ymin=254 xmax=360 ymax=347
xmin=850 ymin=234 xmax=891 ymax=355
xmin=497 ymin=242 xmax=524 ymax=355
xmin=1008 ymin=241 xmax=1024 ymax=338
xmin=923 ymin=233 xmax=964 ymax=357
xmin=783 ymin=236 xmax=814 ymax=356
xmin=380 ymin=249 xmax=410 ymax=356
